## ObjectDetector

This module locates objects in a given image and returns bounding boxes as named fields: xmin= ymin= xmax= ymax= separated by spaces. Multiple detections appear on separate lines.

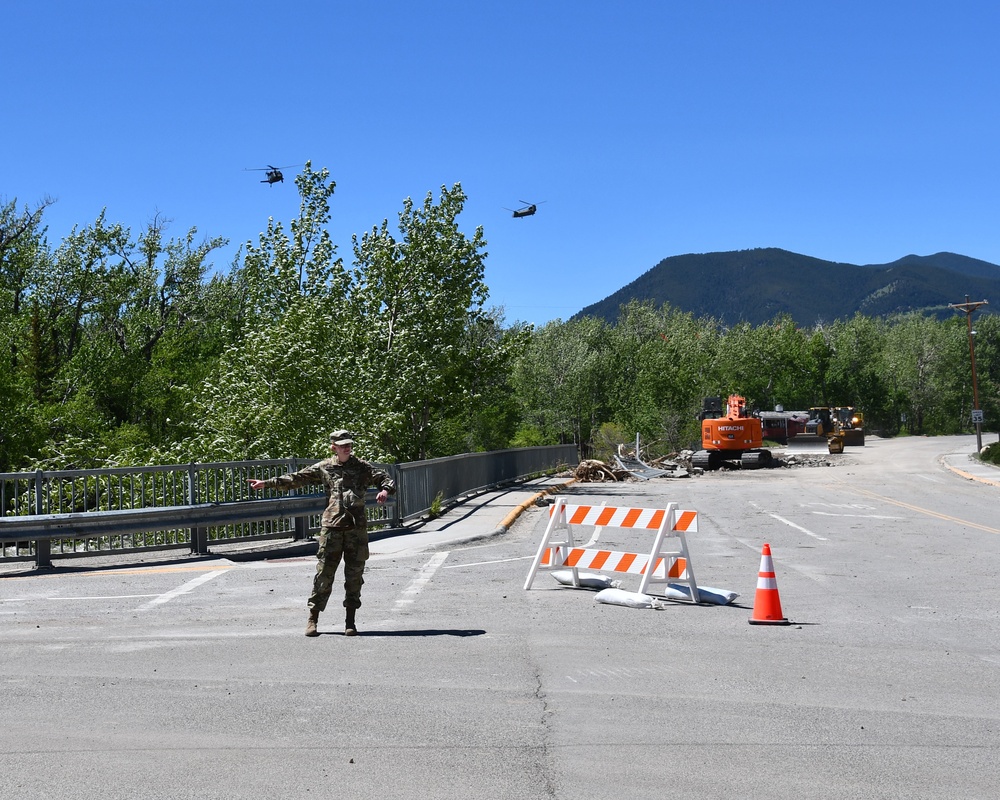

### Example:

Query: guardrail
xmin=395 ymin=446 xmax=578 ymax=520
xmin=1 ymin=445 xmax=577 ymax=568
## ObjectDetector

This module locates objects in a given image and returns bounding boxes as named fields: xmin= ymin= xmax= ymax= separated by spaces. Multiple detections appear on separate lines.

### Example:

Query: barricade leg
xmin=524 ymin=497 xmax=575 ymax=590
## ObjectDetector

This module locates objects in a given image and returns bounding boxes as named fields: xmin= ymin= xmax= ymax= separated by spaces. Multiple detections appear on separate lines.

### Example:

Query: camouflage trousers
xmin=308 ymin=524 xmax=369 ymax=612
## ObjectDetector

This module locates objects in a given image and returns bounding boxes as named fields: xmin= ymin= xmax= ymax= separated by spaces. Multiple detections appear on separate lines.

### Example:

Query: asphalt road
xmin=2 ymin=435 xmax=999 ymax=799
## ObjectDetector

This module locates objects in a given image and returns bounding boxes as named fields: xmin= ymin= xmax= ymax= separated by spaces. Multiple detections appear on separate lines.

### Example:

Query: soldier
xmin=248 ymin=430 xmax=395 ymax=637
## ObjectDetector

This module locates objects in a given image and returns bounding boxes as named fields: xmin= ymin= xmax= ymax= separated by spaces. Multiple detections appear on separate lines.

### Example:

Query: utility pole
xmin=949 ymin=295 xmax=988 ymax=453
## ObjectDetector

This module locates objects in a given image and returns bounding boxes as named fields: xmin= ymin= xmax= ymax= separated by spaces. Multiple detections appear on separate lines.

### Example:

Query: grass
xmin=428 ymin=491 xmax=444 ymax=519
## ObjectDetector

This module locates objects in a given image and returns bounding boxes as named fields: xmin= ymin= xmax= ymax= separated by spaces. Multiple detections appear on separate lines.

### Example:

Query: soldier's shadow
xmin=327 ymin=628 xmax=486 ymax=637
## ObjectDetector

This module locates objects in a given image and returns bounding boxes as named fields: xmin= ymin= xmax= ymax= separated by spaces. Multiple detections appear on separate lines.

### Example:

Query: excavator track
xmin=691 ymin=450 xmax=721 ymax=471
xmin=740 ymin=450 xmax=773 ymax=469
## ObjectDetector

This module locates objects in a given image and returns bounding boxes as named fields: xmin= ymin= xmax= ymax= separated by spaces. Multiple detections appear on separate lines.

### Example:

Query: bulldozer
xmin=791 ymin=406 xmax=863 ymax=453
xmin=806 ymin=408 xmax=845 ymax=453
xmin=692 ymin=395 xmax=774 ymax=470
xmin=833 ymin=406 xmax=865 ymax=446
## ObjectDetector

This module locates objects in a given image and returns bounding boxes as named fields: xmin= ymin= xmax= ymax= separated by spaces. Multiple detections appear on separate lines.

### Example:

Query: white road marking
xmin=395 ymin=552 xmax=449 ymax=609
xmin=766 ymin=512 xmax=828 ymax=540
xmin=444 ymin=555 xmax=533 ymax=569
xmin=751 ymin=502 xmax=827 ymax=541
xmin=139 ymin=570 xmax=228 ymax=609
xmin=800 ymin=502 xmax=875 ymax=510
xmin=810 ymin=511 xmax=903 ymax=520
xmin=48 ymin=594 xmax=160 ymax=600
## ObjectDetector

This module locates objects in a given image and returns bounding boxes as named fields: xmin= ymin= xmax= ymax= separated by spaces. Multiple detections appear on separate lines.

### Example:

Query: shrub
xmin=981 ymin=441 xmax=1000 ymax=466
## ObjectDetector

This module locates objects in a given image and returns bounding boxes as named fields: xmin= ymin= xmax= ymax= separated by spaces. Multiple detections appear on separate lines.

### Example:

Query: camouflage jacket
xmin=264 ymin=456 xmax=395 ymax=528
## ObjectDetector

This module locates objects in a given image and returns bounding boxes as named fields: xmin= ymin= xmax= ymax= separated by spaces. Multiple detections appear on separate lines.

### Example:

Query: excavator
xmin=692 ymin=394 xmax=774 ymax=470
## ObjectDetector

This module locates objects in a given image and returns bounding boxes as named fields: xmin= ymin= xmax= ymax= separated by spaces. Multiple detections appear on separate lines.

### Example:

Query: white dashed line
xmin=394 ymin=552 xmax=449 ymax=610
xmin=139 ymin=570 xmax=228 ymax=609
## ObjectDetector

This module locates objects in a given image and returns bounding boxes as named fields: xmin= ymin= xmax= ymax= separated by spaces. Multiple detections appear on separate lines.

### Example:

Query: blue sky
xmin=5 ymin=2 xmax=999 ymax=326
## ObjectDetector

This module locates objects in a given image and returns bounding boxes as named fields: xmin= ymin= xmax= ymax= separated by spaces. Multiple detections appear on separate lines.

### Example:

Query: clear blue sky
xmin=5 ymin=1 xmax=999 ymax=327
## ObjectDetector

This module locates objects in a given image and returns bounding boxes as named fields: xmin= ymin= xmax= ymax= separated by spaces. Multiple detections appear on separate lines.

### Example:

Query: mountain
xmin=574 ymin=248 xmax=1000 ymax=327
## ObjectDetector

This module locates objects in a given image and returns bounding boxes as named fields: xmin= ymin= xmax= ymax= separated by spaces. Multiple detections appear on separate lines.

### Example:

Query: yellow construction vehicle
xmin=793 ymin=406 xmax=863 ymax=453
xmin=788 ymin=407 xmax=843 ymax=453
xmin=833 ymin=407 xmax=865 ymax=446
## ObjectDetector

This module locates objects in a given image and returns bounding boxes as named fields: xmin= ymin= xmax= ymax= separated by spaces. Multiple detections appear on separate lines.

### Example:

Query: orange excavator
xmin=692 ymin=394 xmax=773 ymax=470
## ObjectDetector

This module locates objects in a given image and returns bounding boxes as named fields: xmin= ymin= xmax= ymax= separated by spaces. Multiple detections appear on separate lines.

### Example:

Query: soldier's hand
xmin=376 ymin=490 xmax=388 ymax=504
xmin=248 ymin=479 xmax=266 ymax=491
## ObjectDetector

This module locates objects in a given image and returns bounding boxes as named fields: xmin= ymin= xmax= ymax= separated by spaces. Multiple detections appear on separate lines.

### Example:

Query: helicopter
xmin=245 ymin=164 xmax=301 ymax=185
xmin=506 ymin=200 xmax=545 ymax=218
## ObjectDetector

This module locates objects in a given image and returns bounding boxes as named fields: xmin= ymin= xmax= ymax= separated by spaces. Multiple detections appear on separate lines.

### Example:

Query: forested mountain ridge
xmin=575 ymin=248 xmax=1000 ymax=326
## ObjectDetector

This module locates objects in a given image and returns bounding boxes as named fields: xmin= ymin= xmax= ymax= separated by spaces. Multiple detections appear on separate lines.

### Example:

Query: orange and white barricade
xmin=523 ymin=497 xmax=700 ymax=601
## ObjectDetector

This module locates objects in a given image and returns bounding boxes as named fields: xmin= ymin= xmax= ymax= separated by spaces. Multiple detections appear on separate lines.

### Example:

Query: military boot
xmin=305 ymin=608 xmax=320 ymax=637
xmin=344 ymin=608 xmax=358 ymax=636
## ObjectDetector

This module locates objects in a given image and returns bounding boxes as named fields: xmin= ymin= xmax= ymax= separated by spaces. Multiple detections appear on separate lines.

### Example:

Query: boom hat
xmin=330 ymin=430 xmax=355 ymax=446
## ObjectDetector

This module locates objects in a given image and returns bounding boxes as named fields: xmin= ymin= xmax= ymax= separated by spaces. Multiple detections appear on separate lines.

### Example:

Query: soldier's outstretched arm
xmin=249 ymin=463 xmax=324 ymax=493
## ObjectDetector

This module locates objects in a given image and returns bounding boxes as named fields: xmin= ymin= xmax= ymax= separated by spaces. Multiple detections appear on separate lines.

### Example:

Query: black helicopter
xmin=245 ymin=164 xmax=301 ymax=185
xmin=506 ymin=200 xmax=545 ymax=218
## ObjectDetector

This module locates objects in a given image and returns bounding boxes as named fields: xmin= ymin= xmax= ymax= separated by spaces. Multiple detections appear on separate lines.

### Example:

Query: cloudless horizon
xmin=6 ymin=2 xmax=999 ymax=327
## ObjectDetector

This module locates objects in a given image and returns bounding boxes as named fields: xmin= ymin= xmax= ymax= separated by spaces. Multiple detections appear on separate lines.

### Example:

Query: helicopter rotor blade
xmin=245 ymin=164 xmax=302 ymax=172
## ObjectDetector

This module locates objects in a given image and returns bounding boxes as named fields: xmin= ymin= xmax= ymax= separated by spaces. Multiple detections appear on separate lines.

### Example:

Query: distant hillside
xmin=574 ymin=248 xmax=1000 ymax=327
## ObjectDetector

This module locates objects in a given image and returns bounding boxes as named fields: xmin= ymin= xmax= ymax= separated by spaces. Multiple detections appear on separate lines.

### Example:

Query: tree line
xmin=1 ymin=166 xmax=995 ymax=472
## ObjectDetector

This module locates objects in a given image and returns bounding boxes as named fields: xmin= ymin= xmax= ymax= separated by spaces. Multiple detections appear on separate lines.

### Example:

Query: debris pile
xmin=574 ymin=459 xmax=631 ymax=482
xmin=574 ymin=447 xmax=843 ymax=482
xmin=779 ymin=452 xmax=842 ymax=468
xmin=665 ymin=449 xmax=842 ymax=472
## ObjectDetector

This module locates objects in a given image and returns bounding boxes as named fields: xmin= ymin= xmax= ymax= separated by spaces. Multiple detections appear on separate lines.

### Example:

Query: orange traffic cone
xmin=749 ymin=542 xmax=790 ymax=625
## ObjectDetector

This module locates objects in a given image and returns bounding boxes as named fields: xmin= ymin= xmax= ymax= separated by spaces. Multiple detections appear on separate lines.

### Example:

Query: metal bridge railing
xmin=1 ymin=445 xmax=577 ymax=568
xmin=395 ymin=445 xmax=578 ymax=521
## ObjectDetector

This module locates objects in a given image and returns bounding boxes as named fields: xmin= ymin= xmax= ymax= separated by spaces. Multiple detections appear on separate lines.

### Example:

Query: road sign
xmin=972 ymin=409 xmax=984 ymax=424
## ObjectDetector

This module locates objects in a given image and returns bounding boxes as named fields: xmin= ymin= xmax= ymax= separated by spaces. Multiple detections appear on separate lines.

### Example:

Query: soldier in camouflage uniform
xmin=248 ymin=430 xmax=395 ymax=637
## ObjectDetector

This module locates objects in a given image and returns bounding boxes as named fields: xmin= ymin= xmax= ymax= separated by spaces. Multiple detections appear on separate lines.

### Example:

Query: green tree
xmin=347 ymin=184 xmax=492 ymax=461
xmin=424 ymin=308 xmax=531 ymax=455
xmin=0 ymin=198 xmax=53 ymax=469
xmin=969 ymin=312 xmax=999 ymax=435
xmin=183 ymin=163 xmax=350 ymax=461
xmin=825 ymin=314 xmax=892 ymax=431
xmin=606 ymin=301 xmax=712 ymax=451
xmin=881 ymin=314 xmax=953 ymax=435
xmin=511 ymin=316 xmax=609 ymax=453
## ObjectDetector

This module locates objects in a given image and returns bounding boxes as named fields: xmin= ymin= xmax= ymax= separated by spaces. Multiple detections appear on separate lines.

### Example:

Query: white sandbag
xmin=664 ymin=583 xmax=739 ymax=605
xmin=594 ymin=588 xmax=665 ymax=609
xmin=551 ymin=570 xmax=622 ymax=590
